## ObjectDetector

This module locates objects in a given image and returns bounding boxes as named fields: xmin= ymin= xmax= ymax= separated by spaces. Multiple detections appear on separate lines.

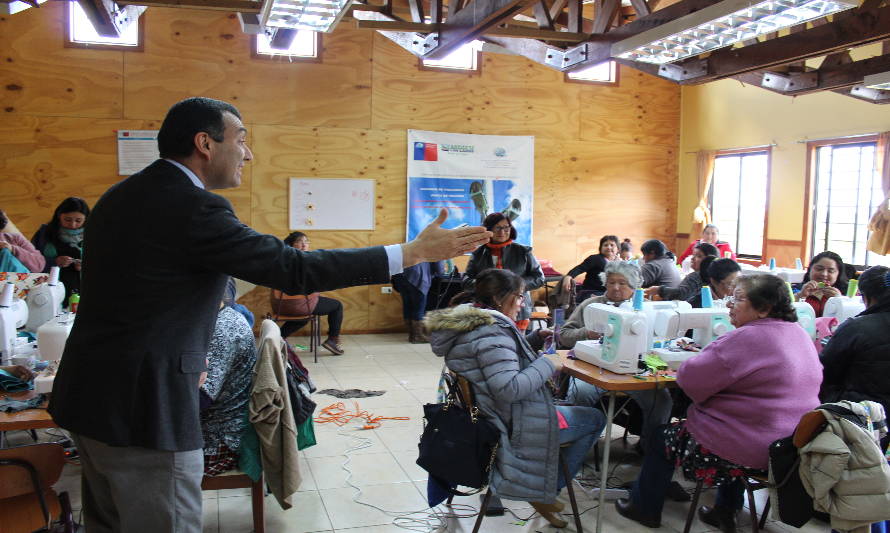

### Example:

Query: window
xmin=709 ymin=151 xmax=770 ymax=258
xmin=66 ymin=1 xmax=142 ymax=50
xmin=420 ymin=40 xmax=483 ymax=72
xmin=253 ymin=29 xmax=320 ymax=60
xmin=811 ymin=140 xmax=889 ymax=268
xmin=565 ymin=61 xmax=618 ymax=85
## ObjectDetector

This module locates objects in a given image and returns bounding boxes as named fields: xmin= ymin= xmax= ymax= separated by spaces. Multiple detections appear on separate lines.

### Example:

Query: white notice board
xmin=117 ymin=130 xmax=159 ymax=175
xmin=289 ymin=178 xmax=375 ymax=231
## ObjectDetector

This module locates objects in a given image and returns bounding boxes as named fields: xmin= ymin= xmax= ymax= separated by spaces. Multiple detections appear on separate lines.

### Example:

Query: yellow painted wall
xmin=1 ymin=3 xmax=680 ymax=332
xmin=679 ymin=76 xmax=890 ymax=248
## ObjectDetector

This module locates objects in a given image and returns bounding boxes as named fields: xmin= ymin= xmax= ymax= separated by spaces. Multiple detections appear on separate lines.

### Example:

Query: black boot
xmin=406 ymin=319 xmax=414 ymax=343
xmin=698 ymin=505 xmax=738 ymax=533
xmin=615 ymin=498 xmax=661 ymax=528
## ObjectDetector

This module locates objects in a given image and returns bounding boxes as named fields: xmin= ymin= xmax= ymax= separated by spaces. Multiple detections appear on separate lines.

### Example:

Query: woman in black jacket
xmin=819 ymin=265 xmax=890 ymax=451
xmin=566 ymin=234 xmax=620 ymax=301
xmin=464 ymin=213 xmax=543 ymax=332
xmin=31 ymin=197 xmax=90 ymax=304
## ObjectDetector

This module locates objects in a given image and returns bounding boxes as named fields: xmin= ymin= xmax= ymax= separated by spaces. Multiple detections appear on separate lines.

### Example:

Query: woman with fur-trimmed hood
xmin=426 ymin=268 xmax=605 ymax=527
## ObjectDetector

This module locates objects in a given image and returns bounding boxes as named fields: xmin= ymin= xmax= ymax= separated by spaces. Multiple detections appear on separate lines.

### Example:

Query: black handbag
xmin=416 ymin=373 xmax=500 ymax=494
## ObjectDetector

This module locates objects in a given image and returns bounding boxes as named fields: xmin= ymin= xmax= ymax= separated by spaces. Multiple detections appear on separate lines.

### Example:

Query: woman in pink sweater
xmin=616 ymin=273 xmax=822 ymax=532
xmin=0 ymin=209 xmax=45 ymax=272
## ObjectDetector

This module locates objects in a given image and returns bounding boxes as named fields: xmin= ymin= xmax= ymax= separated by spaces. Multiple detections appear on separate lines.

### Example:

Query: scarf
xmin=58 ymin=227 xmax=84 ymax=248
xmin=485 ymin=240 xmax=513 ymax=269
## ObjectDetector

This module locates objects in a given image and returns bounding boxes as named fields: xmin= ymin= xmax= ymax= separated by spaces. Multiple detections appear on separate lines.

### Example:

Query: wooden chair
xmin=270 ymin=289 xmax=321 ymax=363
xmin=201 ymin=471 xmax=265 ymax=533
xmin=0 ymin=443 xmax=76 ymax=533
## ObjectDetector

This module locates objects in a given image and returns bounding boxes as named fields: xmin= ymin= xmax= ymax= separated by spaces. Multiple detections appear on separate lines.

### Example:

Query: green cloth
xmin=297 ymin=418 xmax=316 ymax=450
xmin=237 ymin=412 xmax=263 ymax=483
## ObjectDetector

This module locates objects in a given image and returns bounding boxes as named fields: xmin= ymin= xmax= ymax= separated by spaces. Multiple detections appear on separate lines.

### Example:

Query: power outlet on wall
xmin=381 ymin=286 xmax=393 ymax=294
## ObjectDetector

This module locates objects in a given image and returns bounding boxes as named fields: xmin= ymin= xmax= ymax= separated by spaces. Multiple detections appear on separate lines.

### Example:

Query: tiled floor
xmin=10 ymin=333 xmax=832 ymax=533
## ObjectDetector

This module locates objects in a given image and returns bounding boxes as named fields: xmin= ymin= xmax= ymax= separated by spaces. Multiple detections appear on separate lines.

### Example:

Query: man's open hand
xmin=401 ymin=208 xmax=491 ymax=267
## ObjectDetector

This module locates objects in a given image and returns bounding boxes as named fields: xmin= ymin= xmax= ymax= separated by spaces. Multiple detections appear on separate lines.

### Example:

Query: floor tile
xmin=202 ymin=497 xmax=219 ymax=533
xmin=376 ymin=427 xmax=424 ymax=453
xmin=318 ymin=482 xmax=428 ymax=530
xmin=307 ymin=451 xmax=411 ymax=489
xmin=218 ymin=491 xmax=332 ymax=533
xmin=301 ymin=427 xmax=388 ymax=458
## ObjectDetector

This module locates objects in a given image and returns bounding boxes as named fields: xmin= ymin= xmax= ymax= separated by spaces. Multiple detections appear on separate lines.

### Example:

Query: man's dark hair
xmin=157 ymin=97 xmax=241 ymax=159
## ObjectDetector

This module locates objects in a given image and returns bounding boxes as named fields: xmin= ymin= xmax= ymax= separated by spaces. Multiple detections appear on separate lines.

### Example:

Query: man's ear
xmin=194 ymin=132 xmax=212 ymax=160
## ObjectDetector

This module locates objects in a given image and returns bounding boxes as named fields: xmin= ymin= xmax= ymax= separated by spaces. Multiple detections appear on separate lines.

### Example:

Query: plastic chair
xmin=201 ymin=471 xmax=265 ymax=533
xmin=270 ymin=289 xmax=321 ymax=363
xmin=0 ymin=442 xmax=76 ymax=533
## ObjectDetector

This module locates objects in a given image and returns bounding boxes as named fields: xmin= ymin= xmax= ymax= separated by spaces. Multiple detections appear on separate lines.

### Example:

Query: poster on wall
xmin=407 ymin=130 xmax=535 ymax=245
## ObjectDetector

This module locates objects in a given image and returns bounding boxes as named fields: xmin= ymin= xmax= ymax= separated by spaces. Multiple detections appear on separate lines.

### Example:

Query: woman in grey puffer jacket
xmin=426 ymin=268 xmax=605 ymax=527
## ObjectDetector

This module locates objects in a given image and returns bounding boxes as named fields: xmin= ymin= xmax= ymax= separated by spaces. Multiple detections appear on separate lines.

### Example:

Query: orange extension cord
xmin=314 ymin=401 xmax=410 ymax=430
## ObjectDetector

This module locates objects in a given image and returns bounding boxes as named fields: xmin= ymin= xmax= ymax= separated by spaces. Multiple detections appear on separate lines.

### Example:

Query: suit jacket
xmin=49 ymin=160 xmax=390 ymax=451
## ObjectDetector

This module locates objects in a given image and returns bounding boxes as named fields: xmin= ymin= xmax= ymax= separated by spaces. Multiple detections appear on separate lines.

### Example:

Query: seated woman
xmin=619 ymin=238 xmax=635 ymax=261
xmin=560 ymin=261 xmax=673 ymax=451
xmin=797 ymin=251 xmax=848 ymax=317
xmin=565 ymin=235 xmax=620 ymax=301
xmin=201 ymin=303 xmax=258 ymax=476
xmin=647 ymin=242 xmax=718 ymax=301
xmin=615 ymin=274 xmax=822 ymax=532
xmin=819 ymin=266 xmax=890 ymax=452
xmin=640 ymin=239 xmax=681 ymax=289
xmin=687 ymin=257 xmax=741 ymax=308
xmin=677 ymin=224 xmax=736 ymax=265
xmin=427 ymin=268 xmax=606 ymax=528
xmin=279 ymin=232 xmax=345 ymax=355
xmin=31 ymin=197 xmax=90 ymax=304
xmin=464 ymin=213 xmax=544 ymax=332
xmin=0 ymin=209 xmax=45 ymax=272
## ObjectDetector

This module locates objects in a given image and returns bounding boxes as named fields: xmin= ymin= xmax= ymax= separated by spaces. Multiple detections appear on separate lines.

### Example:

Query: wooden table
xmin=0 ymin=390 xmax=54 ymax=447
xmin=560 ymin=352 xmax=677 ymax=533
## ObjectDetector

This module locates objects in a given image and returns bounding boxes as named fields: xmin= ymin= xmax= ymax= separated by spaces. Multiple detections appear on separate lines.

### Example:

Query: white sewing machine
xmin=793 ymin=301 xmax=817 ymax=340
xmin=739 ymin=263 xmax=806 ymax=284
xmin=823 ymin=295 xmax=865 ymax=326
xmin=619 ymin=300 xmax=692 ymax=350
xmin=37 ymin=313 xmax=74 ymax=362
xmin=573 ymin=303 xmax=649 ymax=374
xmin=25 ymin=266 xmax=65 ymax=332
xmin=0 ymin=281 xmax=30 ymax=366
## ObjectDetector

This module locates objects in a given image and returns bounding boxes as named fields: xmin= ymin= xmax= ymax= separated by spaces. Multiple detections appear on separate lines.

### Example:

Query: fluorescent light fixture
xmin=1 ymin=0 xmax=47 ymax=15
xmin=260 ymin=0 xmax=354 ymax=32
xmin=423 ymin=40 xmax=484 ymax=71
xmin=863 ymin=71 xmax=890 ymax=90
xmin=612 ymin=0 xmax=858 ymax=65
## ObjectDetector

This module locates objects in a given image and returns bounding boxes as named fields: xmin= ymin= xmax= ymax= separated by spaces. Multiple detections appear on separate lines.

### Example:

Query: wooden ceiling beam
xmin=628 ymin=0 xmax=649 ymax=17
xmin=673 ymin=3 xmax=890 ymax=84
xmin=116 ymin=0 xmax=259 ymax=12
xmin=408 ymin=0 xmax=424 ymax=22
xmin=532 ymin=0 xmax=554 ymax=29
xmin=590 ymin=0 xmax=619 ymax=33
xmin=356 ymin=18 xmax=587 ymax=40
xmin=420 ymin=0 xmax=532 ymax=58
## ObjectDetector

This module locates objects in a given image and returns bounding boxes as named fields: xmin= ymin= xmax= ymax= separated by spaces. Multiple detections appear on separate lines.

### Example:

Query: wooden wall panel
xmin=0 ymin=115 xmax=161 ymax=236
xmin=123 ymin=10 xmax=372 ymax=128
xmin=0 ymin=6 xmax=681 ymax=333
xmin=580 ymin=67 xmax=681 ymax=148
xmin=0 ymin=3 xmax=124 ymax=118
xmin=764 ymin=239 xmax=806 ymax=269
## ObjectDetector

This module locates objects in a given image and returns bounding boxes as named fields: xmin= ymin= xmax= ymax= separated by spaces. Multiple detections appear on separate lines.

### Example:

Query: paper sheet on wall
xmin=117 ymin=130 xmax=159 ymax=176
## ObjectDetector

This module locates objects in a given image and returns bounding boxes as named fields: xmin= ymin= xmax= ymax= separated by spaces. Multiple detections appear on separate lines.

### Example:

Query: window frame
xmin=804 ymin=134 xmax=881 ymax=269
xmin=563 ymin=61 xmax=619 ymax=86
xmin=250 ymin=30 xmax=323 ymax=63
xmin=707 ymin=146 xmax=773 ymax=261
xmin=418 ymin=42 xmax=483 ymax=75
xmin=64 ymin=0 xmax=144 ymax=52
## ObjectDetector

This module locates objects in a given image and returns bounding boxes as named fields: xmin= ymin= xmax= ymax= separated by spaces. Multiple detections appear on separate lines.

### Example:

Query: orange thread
xmin=313 ymin=401 xmax=410 ymax=430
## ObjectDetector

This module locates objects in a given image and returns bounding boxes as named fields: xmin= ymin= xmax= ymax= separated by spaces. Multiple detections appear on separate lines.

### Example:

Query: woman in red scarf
xmin=464 ymin=213 xmax=544 ymax=331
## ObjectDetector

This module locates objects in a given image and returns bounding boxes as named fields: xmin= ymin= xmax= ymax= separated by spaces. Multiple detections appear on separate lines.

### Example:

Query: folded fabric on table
xmin=0 ymin=368 xmax=34 ymax=392
xmin=0 ymin=392 xmax=46 ymax=412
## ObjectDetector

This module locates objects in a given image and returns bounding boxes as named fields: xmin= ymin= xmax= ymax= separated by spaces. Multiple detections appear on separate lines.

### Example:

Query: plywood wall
xmin=0 ymin=4 xmax=680 ymax=333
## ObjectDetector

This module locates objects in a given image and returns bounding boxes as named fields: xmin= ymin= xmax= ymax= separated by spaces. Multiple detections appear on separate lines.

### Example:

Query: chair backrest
xmin=269 ymin=289 xmax=318 ymax=319
xmin=0 ymin=443 xmax=65 ymax=500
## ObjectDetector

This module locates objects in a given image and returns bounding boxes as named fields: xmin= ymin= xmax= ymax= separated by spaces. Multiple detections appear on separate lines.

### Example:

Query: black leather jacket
xmin=463 ymin=243 xmax=544 ymax=320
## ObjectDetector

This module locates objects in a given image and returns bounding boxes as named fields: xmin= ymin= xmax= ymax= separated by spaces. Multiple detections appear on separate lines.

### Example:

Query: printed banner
xmin=406 ymin=130 xmax=535 ymax=245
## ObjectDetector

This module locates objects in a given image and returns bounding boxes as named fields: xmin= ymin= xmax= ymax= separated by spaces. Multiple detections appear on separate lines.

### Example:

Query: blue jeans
xmin=555 ymin=405 xmax=606 ymax=490
xmin=630 ymin=426 xmax=744 ymax=519
xmin=392 ymin=275 xmax=428 ymax=321
xmin=567 ymin=378 xmax=673 ymax=443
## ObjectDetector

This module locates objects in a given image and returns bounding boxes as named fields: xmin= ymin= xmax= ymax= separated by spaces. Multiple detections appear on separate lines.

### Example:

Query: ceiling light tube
xmin=863 ymin=71 xmax=890 ymax=90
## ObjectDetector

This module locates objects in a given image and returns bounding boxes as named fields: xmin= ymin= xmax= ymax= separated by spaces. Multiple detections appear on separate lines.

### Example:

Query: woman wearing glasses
xmin=464 ymin=213 xmax=544 ymax=332
xmin=615 ymin=273 xmax=822 ymax=532
xmin=428 ymin=268 xmax=605 ymax=528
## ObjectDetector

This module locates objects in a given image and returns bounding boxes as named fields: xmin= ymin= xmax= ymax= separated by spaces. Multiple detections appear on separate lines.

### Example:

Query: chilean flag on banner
xmin=413 ymin=142 xmax=438 ymax=161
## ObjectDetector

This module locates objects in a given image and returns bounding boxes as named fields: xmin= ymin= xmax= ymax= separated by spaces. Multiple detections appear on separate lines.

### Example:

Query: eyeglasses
xmin=726 ymin=295 xmax=747 ymax=306
xmin=492 ymin=225 xmax=511 ymax=233
xmin=514 ymin=292 xmax=524 ymax=301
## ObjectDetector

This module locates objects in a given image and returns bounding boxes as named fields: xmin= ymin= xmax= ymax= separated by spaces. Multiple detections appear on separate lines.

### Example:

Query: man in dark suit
xmin=48 ymin=97 xmax=489 ymax=533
